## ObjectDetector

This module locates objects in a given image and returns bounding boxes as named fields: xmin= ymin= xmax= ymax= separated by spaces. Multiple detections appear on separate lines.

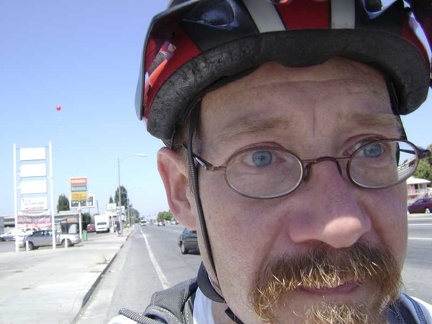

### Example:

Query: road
xmin=73 ymin=215 xmax=432 ymax=323
xmin=74 ymin=224 xmax=201 ymax=323
xmin=402 ymin=215 xmax=432 ymax=301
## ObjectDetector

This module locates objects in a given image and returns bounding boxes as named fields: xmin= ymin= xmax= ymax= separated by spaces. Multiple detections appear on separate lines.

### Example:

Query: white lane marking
xmin=140 ymin=227 xmax=170 ymax=289
xmin=409 ymin=223 xmax=432 ymax=226
xmin=408 ymin=237 xmax=432 ymax=241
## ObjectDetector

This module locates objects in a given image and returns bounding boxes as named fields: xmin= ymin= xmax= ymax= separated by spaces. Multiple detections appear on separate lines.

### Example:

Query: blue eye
xmin=362 ymin=143 xmax=382 ymax=158
xmin=352 ymin=140 xmax=384 ymax=158
xmin=252 ymin=151 xmax=273 ymax=167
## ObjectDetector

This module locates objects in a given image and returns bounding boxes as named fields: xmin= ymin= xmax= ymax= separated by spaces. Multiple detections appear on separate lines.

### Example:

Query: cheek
xmin=199 ymin=175 xmax=288 ymax=290
xmin=200 ymin=174 xmax=283 ymax=255
xmin=365 ymin=184 xmax=408 ymax=265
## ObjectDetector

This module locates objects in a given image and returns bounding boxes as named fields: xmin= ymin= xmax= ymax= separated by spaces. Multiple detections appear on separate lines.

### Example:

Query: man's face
xmin=166 ymin=58 xmax=408 ymax=323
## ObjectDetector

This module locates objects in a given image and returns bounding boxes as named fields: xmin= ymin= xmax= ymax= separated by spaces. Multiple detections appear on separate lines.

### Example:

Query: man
xmin=112 ymin=0 xmax=432 ymax=323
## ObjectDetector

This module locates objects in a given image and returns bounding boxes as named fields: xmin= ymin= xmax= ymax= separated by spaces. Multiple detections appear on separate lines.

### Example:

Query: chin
xmin=261 ymin=285 xmax=398 ymax=324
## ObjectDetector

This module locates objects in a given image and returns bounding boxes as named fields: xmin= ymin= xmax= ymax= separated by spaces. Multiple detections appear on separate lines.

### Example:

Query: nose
xmin=288 ymin=161 xmax=372 ymax=249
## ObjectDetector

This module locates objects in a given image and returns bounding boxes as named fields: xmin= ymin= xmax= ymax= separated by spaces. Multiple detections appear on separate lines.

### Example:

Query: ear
xmin=157 ymin=147 xmax=197 ymax=230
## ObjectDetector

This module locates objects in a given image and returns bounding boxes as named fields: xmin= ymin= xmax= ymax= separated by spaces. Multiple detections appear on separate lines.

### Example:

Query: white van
xmin=94 ymin=214 xmax=110 ymax=233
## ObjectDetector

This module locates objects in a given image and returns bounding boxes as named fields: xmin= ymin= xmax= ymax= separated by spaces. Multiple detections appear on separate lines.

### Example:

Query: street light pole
xmin=117 ymin=154 xmax=147 ymax=234
xmin=117 ymin=157 xmax=122 ymax=234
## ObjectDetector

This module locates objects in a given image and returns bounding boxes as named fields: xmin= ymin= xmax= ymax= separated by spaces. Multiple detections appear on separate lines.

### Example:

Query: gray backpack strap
xmin=117 ymin=278 xmax=198 ymax=324
xmin=144 ymin=278 xmax=198 ymax=324
xmin=117 ymin=308 xmax=164 ymax=324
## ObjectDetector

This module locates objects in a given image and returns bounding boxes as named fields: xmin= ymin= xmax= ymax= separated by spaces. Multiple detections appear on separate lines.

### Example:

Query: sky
xmin=0 ymin=1 xmax=431 ymax=220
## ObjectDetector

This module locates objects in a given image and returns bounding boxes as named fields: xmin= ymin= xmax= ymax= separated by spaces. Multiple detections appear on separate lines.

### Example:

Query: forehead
xmin=216 ymin=57 xmax=385 ymax=90
xmin=200 ymin=58 xmax=394 ymax=146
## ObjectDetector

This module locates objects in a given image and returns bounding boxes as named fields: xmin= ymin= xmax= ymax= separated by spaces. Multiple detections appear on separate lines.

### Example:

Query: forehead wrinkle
xmin=209 ymin=112 xmax=400 ymax=148
xmin=212 ymin=117 xmax=293 ymax=144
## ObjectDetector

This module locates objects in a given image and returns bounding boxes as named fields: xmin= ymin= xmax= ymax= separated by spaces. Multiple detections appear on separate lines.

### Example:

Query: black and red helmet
xmin=136 ymin=0 xmax=432 ymax=146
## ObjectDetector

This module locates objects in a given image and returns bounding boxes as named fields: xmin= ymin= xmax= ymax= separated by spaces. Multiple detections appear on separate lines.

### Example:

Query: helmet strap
xmin=185 ymin=98 xmax=249 ymax=323
xmin=386 ymin=79 xmax=408 ymax=140
xmin=186 ymin=105 xmax=224 ymax=300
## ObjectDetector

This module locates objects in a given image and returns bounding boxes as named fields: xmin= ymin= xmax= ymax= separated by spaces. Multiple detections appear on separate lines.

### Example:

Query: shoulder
xmin=144 ymin=278 xmax=198 ymax=323
xmin=107 ymin=278 xmax=199 ymax=324
xmin=399 ymin=293 xmax=432 ymax=323
xmin=149 ymin=277 xmax=198 ymax=307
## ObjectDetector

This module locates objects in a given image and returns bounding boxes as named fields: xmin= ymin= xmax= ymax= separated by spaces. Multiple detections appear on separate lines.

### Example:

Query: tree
xmin=114 ymin=186 xmax=130 ymax=210
xmin=128 ymin=207 xmax=140 ymax=223
xmin=57 ymin=194 xmax=70 ymax=213
xmin=157 ymin=210 xmax=173 ymax=222
xmin=414 ymin=144 xmax=432 ymax=183
xmin=109 ymin=196 xmax=114 ymax=204
xmin=82 ymin=212 xmax=91 ymax=228
xmin=414 ymin=160 xmax=432 ymax=182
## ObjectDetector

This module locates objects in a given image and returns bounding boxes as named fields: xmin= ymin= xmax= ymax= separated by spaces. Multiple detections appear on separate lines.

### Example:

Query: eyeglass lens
xmin=224 ymin=140 xmax=418 ymax=198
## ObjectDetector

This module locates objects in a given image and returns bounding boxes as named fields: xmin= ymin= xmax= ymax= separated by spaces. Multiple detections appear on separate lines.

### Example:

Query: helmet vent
xmin=185 ymin=0 xmax=236 ymax=27
xmin=365 ymin=0 xmax=384 ymax=12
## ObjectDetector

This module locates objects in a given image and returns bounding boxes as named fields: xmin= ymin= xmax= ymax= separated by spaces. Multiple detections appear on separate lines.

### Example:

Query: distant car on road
xmin=408 ymin=197 xmax=432 ymax=214
xmin=140 ymin=220 xmax=148 ymax=226
xmin=157 ymin=220 xmax=165 ymax=226
xmin=22 ymin=229 xmax=81 ymax=250
xmin=86 ymin=224 xmax=96 ymax=232
xmin=178 ymin=228 xmax=199 ymax=254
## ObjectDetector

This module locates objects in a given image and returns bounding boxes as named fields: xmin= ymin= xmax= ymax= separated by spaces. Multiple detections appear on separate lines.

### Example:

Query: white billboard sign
xmin=20 ymin=180 xmax=47 ymax=194
xmin=20 ymin=147 xmax=46 ymax=161
xmin=106 ymin=203 xmax=117 ymax=212
xmin=20 ymin=164 xmax=47 ymax=177
xmin=21 ymin=197 xmax=48 ymax=210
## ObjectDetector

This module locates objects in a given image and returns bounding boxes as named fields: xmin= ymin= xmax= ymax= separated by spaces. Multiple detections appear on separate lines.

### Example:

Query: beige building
xmin=407 ymin=176 xmax=431 ymax=204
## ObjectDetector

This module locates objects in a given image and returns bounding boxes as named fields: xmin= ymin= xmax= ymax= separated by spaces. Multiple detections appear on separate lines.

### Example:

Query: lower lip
xmin=299 ymin=282 xmax=360 ymax=296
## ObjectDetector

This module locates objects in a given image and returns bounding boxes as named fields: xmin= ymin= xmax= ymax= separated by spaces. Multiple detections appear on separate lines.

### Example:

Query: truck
xmin=94 ymin=214 xmax=110 ymax=233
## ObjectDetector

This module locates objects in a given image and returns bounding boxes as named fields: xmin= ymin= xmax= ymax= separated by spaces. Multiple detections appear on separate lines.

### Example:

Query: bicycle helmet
xmin=136 ymin=0 xmax=431 ymax=147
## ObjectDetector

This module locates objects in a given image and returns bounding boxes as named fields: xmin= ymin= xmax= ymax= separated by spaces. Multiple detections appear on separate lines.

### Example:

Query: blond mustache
xmin=251 ymin=243 xmax=401 ymax=322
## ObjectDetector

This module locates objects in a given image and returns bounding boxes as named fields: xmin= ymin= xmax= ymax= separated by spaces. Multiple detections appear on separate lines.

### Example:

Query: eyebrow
xmin=213 ymin=117 xmax=292 ymax=143
xmin=347 ymin=112 xmax=402 ymax=133
xmin=211 ymin=112 xmax=402 ymax=143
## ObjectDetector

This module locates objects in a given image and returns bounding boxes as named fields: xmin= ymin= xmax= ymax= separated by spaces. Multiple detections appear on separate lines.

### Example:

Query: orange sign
xmin=70 ymin=177 xmax=87 ymax=185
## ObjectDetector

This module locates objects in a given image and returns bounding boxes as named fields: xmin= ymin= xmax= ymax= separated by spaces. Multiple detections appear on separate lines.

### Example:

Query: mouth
xmin=298 ymin=281 xmax=362 ymax=296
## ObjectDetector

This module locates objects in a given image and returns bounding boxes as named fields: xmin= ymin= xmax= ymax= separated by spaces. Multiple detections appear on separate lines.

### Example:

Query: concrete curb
xmin=79 ymin=231 xmax=132 ymax=309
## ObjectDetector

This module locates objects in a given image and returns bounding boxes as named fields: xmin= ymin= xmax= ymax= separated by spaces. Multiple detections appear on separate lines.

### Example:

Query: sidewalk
xmin=0 ymin=228 xmax=132 ymax=324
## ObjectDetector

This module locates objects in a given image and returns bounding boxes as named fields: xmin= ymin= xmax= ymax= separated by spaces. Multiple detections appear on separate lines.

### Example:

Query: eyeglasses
xmin=190 ymin=139 xmax=430 ymax=199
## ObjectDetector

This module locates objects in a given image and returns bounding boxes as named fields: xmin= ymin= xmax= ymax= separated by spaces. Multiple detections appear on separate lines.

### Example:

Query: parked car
xmin=86 ymin=224 xmax=96 ymax=232
xmin=59 ymin=232 xmax=82 ymax=247
xmin=0 ymin=229 xmax=27 ymax=242
xmin=22 ymin=229 xmax=81 ymax=250
xmin=408 ymin=197 xmax=432 ymax=214
xmin=178 ymin=228 xmax=199 ymax=254
xmin=157 ymin=220 xmax=165 ymax=226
